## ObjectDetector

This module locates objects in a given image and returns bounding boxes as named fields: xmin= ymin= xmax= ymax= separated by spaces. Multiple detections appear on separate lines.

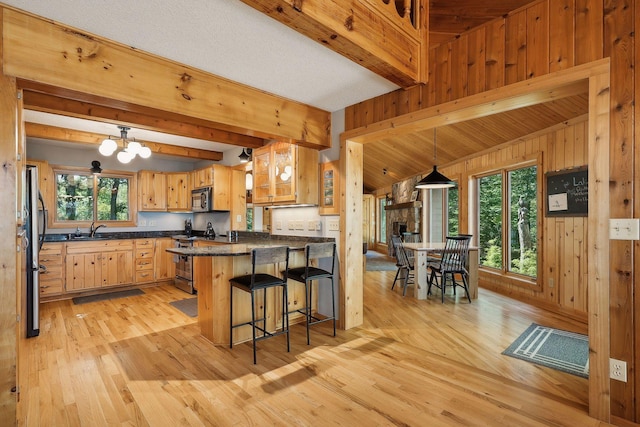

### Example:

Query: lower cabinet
xmin=65 ymin=240 xmax=134 ymax=292
xmin=40 ymin=242 xmax=65 ymax=297
xmin=134 ymin=239 xmax=155 ymax=283
xmin=154 ymin=238 xmax=175 ymax=281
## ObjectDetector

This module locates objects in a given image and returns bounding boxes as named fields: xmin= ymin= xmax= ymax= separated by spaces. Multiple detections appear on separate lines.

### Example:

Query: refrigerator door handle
xmin=38 ymin=192 xmax=46 ymax=251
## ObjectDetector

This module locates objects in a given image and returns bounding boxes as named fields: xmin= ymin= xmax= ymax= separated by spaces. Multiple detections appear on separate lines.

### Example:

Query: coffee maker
xmin=205 ymin=221 xmax=215 ymax=239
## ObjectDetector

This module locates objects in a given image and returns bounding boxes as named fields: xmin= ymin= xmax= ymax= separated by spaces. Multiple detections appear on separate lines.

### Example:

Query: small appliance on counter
xmin=204 ymin=221 xmax=215 ymax=239
xmin=184 ymin=219 xmax=192 ymax=236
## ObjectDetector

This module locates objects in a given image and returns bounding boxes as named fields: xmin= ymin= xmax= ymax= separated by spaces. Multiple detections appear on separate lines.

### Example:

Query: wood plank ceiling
xmin=428 ymin=0 xmax=535 ymax=47
xmin=363 ymin=94 xmax=589 ymax=192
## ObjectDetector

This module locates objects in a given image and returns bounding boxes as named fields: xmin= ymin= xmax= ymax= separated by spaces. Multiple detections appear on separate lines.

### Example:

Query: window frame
xmin=376 ymin=195 xmax=387 ymax=245
xmin=472 ymin=155 xmax=542 ymax=289
xmin=51 ymin=165 xmax=137 ymax=228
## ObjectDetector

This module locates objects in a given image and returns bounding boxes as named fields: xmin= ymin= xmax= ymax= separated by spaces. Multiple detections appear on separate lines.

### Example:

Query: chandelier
xmin=98 ymin=125 xmax=151 ymax=164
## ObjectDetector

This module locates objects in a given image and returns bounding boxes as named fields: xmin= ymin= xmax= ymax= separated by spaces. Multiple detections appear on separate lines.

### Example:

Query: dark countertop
xmin=44 ymin=230 xmax=238 ymax=243
xmin=166 ymin=236 xmax=334 ymax=257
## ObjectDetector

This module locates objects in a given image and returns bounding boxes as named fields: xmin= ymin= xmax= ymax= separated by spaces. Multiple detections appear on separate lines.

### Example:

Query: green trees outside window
xmin=55 ymin=171 xmax=131 ymax=223
xmin=478 ymin=165 xmax=537 ymax=278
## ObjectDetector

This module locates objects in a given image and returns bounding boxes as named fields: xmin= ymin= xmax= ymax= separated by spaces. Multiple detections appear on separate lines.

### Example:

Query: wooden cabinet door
xmin=271 ymin=142 xmax=296 ymax=203
xmin=167 ymin=172 xmax=189 ymax=211
xmin=190 ymin=167 xmax=212 ymax=189
xmin=319 ymin=161 xmax=339 ymax=215
xmin=154 ymin=238 xmax=175 ymax=281
xmin=138 ymin=171 xmax=167 ymax=211
xmin=252 ymin=146 xmax=272 ymax=204
xmin=66 ymin=253 xmax=101 ymax=291
xmin=101 ymin=250 xmax=133 ymax=287
xmin=211 ymin=165 xmax=231 ymax=210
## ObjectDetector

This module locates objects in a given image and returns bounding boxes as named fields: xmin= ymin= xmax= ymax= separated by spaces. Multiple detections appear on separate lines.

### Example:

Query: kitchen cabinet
xmin=138 ymin=170 xmax=167 ymax=211
xmin=189 ymin=164 xmax=231 ymax=210
xmin=65 ymin=240 xmax=134 ymax=291
xmin=319 ymin=161 xmax=340 ymax=215
xmin=154 ymin=237 xmax=175 ymax=281
xmin=252 ymin=142 xmax=318 ymax=205
xmin=39 ymin=242 xmax=64 ymax=297
xmin=166 ymin=172 xmax=190 ymax=211
xmin=134 ymin=239 xmax=155 ymax=283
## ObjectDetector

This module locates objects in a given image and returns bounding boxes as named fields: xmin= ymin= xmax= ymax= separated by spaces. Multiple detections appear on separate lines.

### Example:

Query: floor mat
xmin=169 ymin=297 xmax=198 ymax=317
xmin=502 ymin=323 xmax=588 ymax=378
xmin=72 ymin=288 xmax=144 ymax=305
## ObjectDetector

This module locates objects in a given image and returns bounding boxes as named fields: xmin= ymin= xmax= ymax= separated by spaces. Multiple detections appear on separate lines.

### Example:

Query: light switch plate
xmin=328 ymin=220 xmax=339 ymax=231
xmin=610 ymin=218 xmax=640 ymax=240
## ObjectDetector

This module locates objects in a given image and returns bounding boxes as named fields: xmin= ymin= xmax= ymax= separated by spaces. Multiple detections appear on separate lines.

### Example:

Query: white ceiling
xmin=5 ymin=0 xmax=399 ymax=154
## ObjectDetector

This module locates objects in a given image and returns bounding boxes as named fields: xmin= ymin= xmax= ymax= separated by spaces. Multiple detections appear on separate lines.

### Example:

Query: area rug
xmin=169 ymin=297 xmax=198 ymax=317
xmin=72 ymin=288 xmax=144 ymax=305
xmin=365 ymin=251 xmax=398 ymax=271
xmin=502 ymin=323 xmax=589 ymax=378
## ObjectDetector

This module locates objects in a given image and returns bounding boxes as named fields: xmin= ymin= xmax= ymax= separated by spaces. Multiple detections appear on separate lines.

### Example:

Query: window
xmin=477 ymin=164 xmax=538 ymax=278
xmin=378 ymin=196 xmax=387 ymax=244
xmin=447 ymin=186 xmax=459 ymax=235
xmin=246 ymin=206 xmax=253 ymax=231
xmin=53 ymin=168 xmax=135 ymax=227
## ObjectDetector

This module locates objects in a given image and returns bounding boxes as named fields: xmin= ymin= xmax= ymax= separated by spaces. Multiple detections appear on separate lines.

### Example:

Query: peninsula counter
xmin=167 ymin=236 xmax=334 ymax=345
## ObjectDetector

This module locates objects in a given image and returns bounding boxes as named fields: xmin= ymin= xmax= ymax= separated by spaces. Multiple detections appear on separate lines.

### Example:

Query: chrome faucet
xmin=89 ymin=221 xmax=107 ymax=237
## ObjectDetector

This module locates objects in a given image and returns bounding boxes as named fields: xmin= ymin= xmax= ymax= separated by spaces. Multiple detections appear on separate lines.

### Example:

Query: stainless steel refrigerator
xmin=25 ymin=165 xmax=46 ymax=338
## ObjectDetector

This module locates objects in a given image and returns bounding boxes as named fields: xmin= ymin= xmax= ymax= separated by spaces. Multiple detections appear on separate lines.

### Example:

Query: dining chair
xmin=229 ymin=246 xmax=290 ymax=364
xmin=284 ymin=242 xmax=337 ymax=345
xmin=427 ymin=235 xmax=472 ymax=303
xmin=391 ymin=235 xmax=414 ymax=296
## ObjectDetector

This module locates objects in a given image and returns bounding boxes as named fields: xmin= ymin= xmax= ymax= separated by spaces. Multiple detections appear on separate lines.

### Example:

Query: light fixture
xmin=245 ymin=171 xmax=253 ymax=190
xmin=415 ymin=128 xmax=456 ymax=189
xmin=238 ymin=148 xmax=252 ymax=163
xmin=90 ymin=160 xmax=102 ymax=174
xmin=98 ymin=125 xmax=151 ymax=163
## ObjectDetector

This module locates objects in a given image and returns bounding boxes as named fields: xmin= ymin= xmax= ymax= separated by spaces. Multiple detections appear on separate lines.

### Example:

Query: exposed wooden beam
xmin=2 ymin=8 xmax=331 ymax=149
xmin=240 ymin=0 xmax=425 ymax=87
xmin=22 ymin=90 xmax=266 ymax=149
xmin=25 ymin=123 xmax=224 ymax=161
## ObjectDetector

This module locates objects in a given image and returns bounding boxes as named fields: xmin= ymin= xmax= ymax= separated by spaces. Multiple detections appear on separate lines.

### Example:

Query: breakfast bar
xmin=167 ymin=236 xmax=334 ymax=345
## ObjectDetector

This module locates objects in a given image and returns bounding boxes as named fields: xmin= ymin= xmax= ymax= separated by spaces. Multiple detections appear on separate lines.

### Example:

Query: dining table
xmin=403 ymin=242 xmax=479 ymax=300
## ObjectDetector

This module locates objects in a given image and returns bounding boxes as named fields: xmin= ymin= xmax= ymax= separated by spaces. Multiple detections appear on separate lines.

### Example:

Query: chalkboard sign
xmin=545 ymin=166 xmax=588 ymax=217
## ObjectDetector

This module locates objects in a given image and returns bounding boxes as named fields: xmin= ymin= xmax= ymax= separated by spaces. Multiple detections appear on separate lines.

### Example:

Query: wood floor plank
xmin=16 ymin=271 xmax=613 ymax=426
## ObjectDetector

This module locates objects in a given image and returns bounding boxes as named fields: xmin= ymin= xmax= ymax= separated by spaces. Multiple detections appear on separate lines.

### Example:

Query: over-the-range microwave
xmin=191 ymin=187 xmax=213 ymax=212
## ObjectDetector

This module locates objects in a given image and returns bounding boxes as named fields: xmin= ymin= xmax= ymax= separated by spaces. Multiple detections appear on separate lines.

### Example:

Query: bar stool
xmin=229 ymin=246 xmax=290 ymax=364
xmin=284 ymin=242 xmax=337 ymax=345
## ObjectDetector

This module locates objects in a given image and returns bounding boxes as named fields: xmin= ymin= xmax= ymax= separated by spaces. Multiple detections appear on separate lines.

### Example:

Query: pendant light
xmin=98 ymin=126 xmax=152 ymax=164
xmin=415 ymin=128 xmax=456 ymax=189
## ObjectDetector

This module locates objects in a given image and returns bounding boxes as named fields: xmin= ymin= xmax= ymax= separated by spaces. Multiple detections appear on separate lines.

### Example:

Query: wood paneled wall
xmin=441 ymin=119 xmax=589 ymax=316
xmin=346 ymin=0 xmax=637 ymax=422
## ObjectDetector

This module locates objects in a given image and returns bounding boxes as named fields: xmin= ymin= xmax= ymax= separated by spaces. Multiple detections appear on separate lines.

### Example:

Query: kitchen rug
xmin=169 ymin=297 xmax=198 ymax=317
xmin=72 ymin=288 xmax=144 ymax=305
xmin=502 ymin=323 xmax=589 ymax=378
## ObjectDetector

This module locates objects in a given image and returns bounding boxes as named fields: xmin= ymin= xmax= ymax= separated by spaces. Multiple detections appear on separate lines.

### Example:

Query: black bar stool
xmin=284 ymin=242 xmax=337 ymax=345
xmin=229 ymin=246 xmax=290 ymax=364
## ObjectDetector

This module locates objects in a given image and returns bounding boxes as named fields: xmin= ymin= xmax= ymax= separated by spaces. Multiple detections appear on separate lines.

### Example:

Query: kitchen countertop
xmin=166 ymin=236 xmax=334 ymax=257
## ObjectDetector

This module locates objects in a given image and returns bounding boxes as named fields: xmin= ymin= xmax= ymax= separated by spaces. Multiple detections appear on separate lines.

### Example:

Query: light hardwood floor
xmin=18 ymin=270 xmax=613 ymax=426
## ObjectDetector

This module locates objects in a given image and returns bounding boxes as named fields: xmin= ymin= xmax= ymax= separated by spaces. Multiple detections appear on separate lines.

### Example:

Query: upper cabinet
xmin=319 ymin=160 xmax=340 ymax=215
xmin=138 ymin=171 xmax=167 ymax=211
xmin=190 ymin=164 xmax=231 ymax=211
xmin=252 ymin=142 xmax=318 ymax=205
xmin=166 ymin=172 xmax=190 ymax=211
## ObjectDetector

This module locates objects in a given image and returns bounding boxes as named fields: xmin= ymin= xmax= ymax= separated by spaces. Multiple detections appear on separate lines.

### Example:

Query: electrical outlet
xmin=610 ymin=358 xmax=628 ymax=382
xmin=287 ymin=221 xmax=295 ymax=230
xmin=548 ymin=278 xmax=554 ymax=288
xmin=295 ymin=220 xmax=304 ymax=230
xmin=149 ymin=220 xmax=156 ymax=226
xmin=139 ymin=219 xmax=147 ymax=226
xmin=276 ymin=221 xmax=282 ymax=230
xmin=328 ymin=220 xmax=339 ymax=231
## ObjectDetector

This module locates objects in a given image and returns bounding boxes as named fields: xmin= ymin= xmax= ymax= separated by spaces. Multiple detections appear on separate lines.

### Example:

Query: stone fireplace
xmin=384 ymin=176 xmax=422 ymax=255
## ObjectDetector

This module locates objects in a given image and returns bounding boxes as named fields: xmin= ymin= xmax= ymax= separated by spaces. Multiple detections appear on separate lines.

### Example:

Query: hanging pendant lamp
xmin=415 ymin=128 xmax=456 ymax=189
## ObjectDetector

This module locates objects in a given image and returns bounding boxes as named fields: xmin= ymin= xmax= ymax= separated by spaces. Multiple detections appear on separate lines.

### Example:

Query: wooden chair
xmin=427 ymin=235 xmax=472 ymax=303
xmin=284 ymin=242 xmax=337 ymax=345
xmin=229 ymin=246 xmax=290 ymax=364
xmin=391 ymin=236 xmax=414 ymax=296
